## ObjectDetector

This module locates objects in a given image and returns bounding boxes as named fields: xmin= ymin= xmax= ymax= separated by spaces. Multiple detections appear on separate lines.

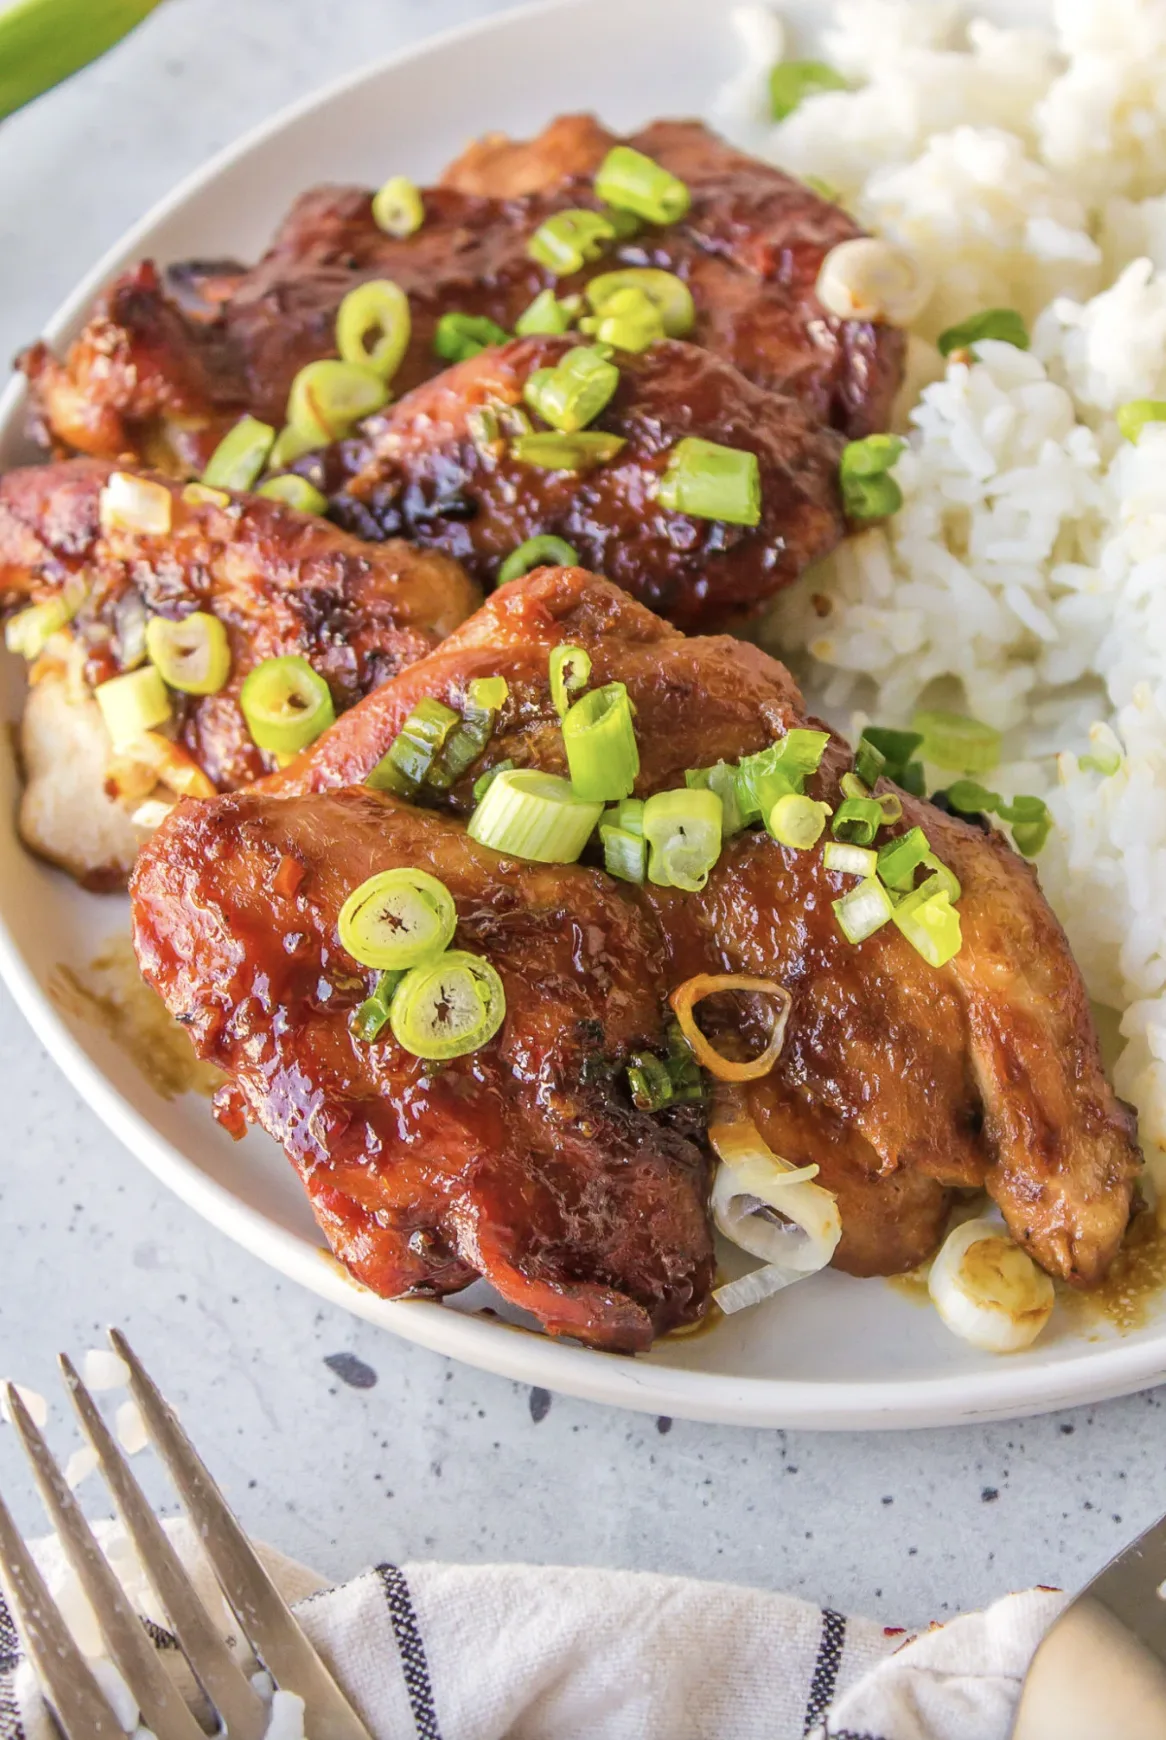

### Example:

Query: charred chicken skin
xmin=21 ymin=119 xmax=903 ymax=476
xmin=130 ymin=786 xmax=714 ymax=1351
xmin=314 ymin=334 xmax=845 ymax=629
xmin=0 ymin=458 xmax=478 ymax=882
xmin=270 ymin=567 xmax=1140 ymax=1288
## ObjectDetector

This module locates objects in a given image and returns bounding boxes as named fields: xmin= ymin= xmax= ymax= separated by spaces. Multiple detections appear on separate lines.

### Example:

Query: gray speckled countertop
xmin=1 ymin=0 xmax=1163 ymax=1632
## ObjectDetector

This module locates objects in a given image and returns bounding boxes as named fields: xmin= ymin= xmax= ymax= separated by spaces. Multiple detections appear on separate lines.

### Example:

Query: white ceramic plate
xmin=3 ymin=0 xmax=1162 ymax=1429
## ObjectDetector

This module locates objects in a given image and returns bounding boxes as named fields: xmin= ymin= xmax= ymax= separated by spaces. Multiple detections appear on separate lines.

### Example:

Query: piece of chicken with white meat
xmin=0 ymin=458 xmax=478 ymax=886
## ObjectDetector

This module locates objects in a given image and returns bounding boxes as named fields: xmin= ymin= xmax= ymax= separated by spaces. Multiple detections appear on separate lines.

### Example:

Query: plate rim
xmin=3 ymin=0 xmax=1164 ymax=1430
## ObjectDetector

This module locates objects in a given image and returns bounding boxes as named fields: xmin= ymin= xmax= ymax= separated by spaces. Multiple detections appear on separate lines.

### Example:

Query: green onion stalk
xmin=1 ymin=0 xmax=165 ymax=121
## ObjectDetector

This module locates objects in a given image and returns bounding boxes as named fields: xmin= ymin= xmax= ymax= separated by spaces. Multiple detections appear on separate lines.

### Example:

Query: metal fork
xmin=0 ymin=1329 xmax=372 ymax=1740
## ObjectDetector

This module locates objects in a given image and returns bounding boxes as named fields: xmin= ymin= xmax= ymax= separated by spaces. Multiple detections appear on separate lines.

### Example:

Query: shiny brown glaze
xmin=130 ymin=786 xmax=714 ymax=1351
xmin=20 ymin=118 xmax=903 ymax=472
xmin=0 ymin=458 xmax=479 ymax=791
xmin=275 ymin=567 xmax=1141 ymax=1285
xmin=312 ymin=335 xmax=845 ymax=628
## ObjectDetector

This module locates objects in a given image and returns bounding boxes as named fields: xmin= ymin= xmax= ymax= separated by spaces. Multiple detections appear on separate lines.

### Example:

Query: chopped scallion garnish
xmin=735 ymin=729 xmax=829 ymax=821
xmin=550 ymin=643 xmax=591 ymax=718
xmin=336 ymin=279 xmax=411 ymax=383
xmin=472 ymin=758 xmax=514 ymax=803
xmin=937 ymin=309 xmax=1029 ymax=357
xmin=594 ymin=146 xmax=691 ymax=226
xmin=600 ymin=823 xmax=646 ymax=884
xmin=822 ymin=841 xmax=878 ymax=878
xmin=685 ymin=761 xmax=746 ymax=836
xmin=240 ymin=655 xmax=335 ymax=756
xmin=876 ymin=826 xmax=930 ymax=891
xmin=286 ymin=360 xmax=388 ymax=444
xmin=1117 ymin=399 xmax=1166 ymax=444
xmin=840 ymin=435 xmax=904 ymax=522
xmin=95 ymin=665 xmax=171 ymax=749
xmin=498 ymin=535 xmax=579 ymax=584
xmin=831 ymin=796 xmax=885 ymax=846
xmin=350 ymin=969 xmax=405 ymax=1042
xmin=892 ymin=888 xmax=962 ymax=968
xmin=644 ymin=788 xmax=723 ymax=892
xmin=562 ymin=681 xmax=640 ymax=802
xmin=833 ymin=877 xmax=894 ymax=945
xmin=585 ymin=268 xmax=695 ymax=339
xmin=523 ymin=345 xmax=619 ymax=433
xmin=943 ymin=780 xmax=1051 ymax=857
xmin=201 ymin=416 xmax=275 ymax=492
xmin=515 ymin=289 xmax=580 ymax=336
xmin=656 ymin=436 xmax=761 ymax=526
xmin=145 ymin=611 xmax=231 ymax=696
xmin=768 ymin=59 xmax=848 ymax=121
xmin=511 ymin=431 xmax=626 ymax=470
xmin=527 ymin=208 xmax=615 ymax=276
xmin=467 ymin=768 xmax=602 ymax=863
xmin=428 ymin=677 xmax=508 ymax=790
xmin=580 ymin=285 xmax=664 ymax=353
xmin=859 ymin=726 xmax=925 ymax=795
xmin=366 ymin=696 xmax=459 ymax=795
xmin=371 ymin=176 xmax=424 ymax=238
xmin=338 ymin=868 xmax=457 ymax=971
xmin=4 ymin=588 xmax=82 ymax=660
xmin=433 ymin=312 xmax=510 ymax=364
xmin=911 ymin=708 xmax=1001 ymax=774
xmin=768 ymin=792 xmax=830 ymax=850
xmin=257 ymin=474 xmax=328 ymax=515
xmin=390 ymin=950 xmax=506 ymax=1060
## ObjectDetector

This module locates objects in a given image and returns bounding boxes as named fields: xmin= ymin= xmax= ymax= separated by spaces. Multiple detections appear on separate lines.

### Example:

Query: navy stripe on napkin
xmin=377 ymin=1562 xmax=443 ymax=1740
xmin=803 ymin=1608 xmax=847 ymax=1733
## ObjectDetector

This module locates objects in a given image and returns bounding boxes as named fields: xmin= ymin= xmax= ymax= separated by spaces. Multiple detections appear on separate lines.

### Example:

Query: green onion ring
xmin=336 ymin=280 xmax=412 ymax=383
xmin=389 ymin=950 xmax=506 ymax=1061
xmin=498 ymin=535 xmax=580 ymax=584
xmin=338 ymin=868 xmax=457 ymax=971
xmin=239 ymin=655 xmax=335 ymax=755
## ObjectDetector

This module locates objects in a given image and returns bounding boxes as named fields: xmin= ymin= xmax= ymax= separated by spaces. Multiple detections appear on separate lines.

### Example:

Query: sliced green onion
xmin=822 ymin=841 xmax=878 ymax=877
xmin=523 ymin=345 xmax=619 ymax=433
xmin=875 ymin=790 xmax=903 ymax=825
xmin=945 ymin=782 xmax=1050 ymax=857
xmin=515 ymin=289 xmax=579 ymax=336
xmin=585 ymin=268 xmax=695 ymax=339
xmin=580 ymin=286 xmax=664 ymax=353
xmin=145 ymin=611 xmax=231 ymax=696
xmin=735 ymin=728 xmax=829 ymax=820
xmin=804 ymin=174 xmax=841 ymax=203
xmin=768 ymin=792 xmax=830 ymax=850
xmin=512 ymin=430 xmax=626 ymax=470
xmin=371 ymin=176 xmax=424 ymax=238
xmin=876 ymin=826 xmax=930 ymax=891
xmin=609 ymin=797 xmax=645 ymax=834
xmin=644 ymin=788 xmax=723 ymax=892
xmin=350 ymin=969 xmax=405 ymax=1042
xmin=1117 ymin=400 xmax=1166 ymax=444
xmin=937 ymin=309 xmax=1029 ymax=356
xmin=287 ymin=360 xmax=388 ymax=443
xmin=389 ymin=950 xmax=506 ymax=1060
xmin=472 ymin=758 xmax=514 ymax=803
xmin=840 ymin=435 xmax=905 ymax=521
xmin=182 ymin=482 xmax=230 ymax=509
xmin=366 ymin=697 xmax=460 ymax=795
xmin=840 ymin=770 xmax=870 ymax=802
xmin=600 ymin=824 xmax=647 ymax=883
xmin=833 ymin=877 xmax=894 ymax=944
xmin=831 ymin=796 xmax=885 ymax=846
xmin=467 ymin=768 xmax=602 ymax=863
xmin=527 ymin=208 xmax=615 ymax=276
xmin=594 ymin=146 xmax=691 ymax=225
xmin=336 ymin=279 xmax=411 ymax=383
xmin=550 ymin=643 xmax=591 ymax=717
xmin=4 ymin=590 xmax=81 ymax=659
xmin=892 ymin=889 xmax=962 ymax=968
xmin=859 ymin=726 xmax=925 ymax=795
xmin=657 ymin=437 xmax=761 ymax=527
xmin=769 ymin=59 xmax=849 ymax=121
xmin=201 ymin=416 xmax=275 ymax=491
xmin=429 ymin=677 xmax=508 ymax=790
xmin=685 ymin=761 xmax=746 ymax=836
xmin=338 ymin=868 xmax=457 ymax=971
xmin=626 ymin=1051 xmax=673 ymax=1111
xmin=912 ymin=708 xmax=1001 ymax=773
xmin=95 ymin=666 xmax=171 ymax=749
xmin=854 ymin=737 xmax=886 ymax=787
xmin=0 ymin=0 xmax=166 ymax=123
xmin=239 ymin=655 xmax=335 ymax=755
xmin=257 ymin=474 xmax=328 ymax=514
xmin=562 ymin=681 xmax=639 ymax=801
xmin=269 ymin=423 xmax=319 ymax=468
xmin=433 ymin=312 xmax=510 ymax=364
xmin=498 ymin=534 xmax=579 ymax=584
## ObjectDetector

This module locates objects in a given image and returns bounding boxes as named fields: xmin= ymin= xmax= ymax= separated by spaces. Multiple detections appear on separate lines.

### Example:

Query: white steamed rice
xmin=715 ymin=0 xmax=1166 ymax=1184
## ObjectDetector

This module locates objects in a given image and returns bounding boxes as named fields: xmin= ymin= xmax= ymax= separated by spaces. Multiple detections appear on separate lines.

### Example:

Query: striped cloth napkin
xmin=1 ymin=1521 xmax=1067 ymax=1740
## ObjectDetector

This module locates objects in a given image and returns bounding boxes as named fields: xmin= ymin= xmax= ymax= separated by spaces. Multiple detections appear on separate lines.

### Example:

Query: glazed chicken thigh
xmin=273 ymin=567 xmax=1140 ymax=1287
xmin=21 ymin=119 xmax=902 ymax=474
xmin=130 ymin=785 xmax=713 ymax=1351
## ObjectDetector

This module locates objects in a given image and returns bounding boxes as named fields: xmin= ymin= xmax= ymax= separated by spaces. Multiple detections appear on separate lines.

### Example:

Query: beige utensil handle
xmin=1012 ymin=1596 xmax=1166 ymax=1740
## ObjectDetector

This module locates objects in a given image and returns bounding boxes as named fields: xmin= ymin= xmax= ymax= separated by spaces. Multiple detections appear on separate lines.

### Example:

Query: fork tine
xmin=109 ymin=1330 xmax=372 ymax=1740
xmin=0 ymin=1481 xmax=124 ymax=1740
xmin=60 ymin=1354 xmax=270 ymax=1740
xmin=3 ymin=1385 xmax=204 ymax=1740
